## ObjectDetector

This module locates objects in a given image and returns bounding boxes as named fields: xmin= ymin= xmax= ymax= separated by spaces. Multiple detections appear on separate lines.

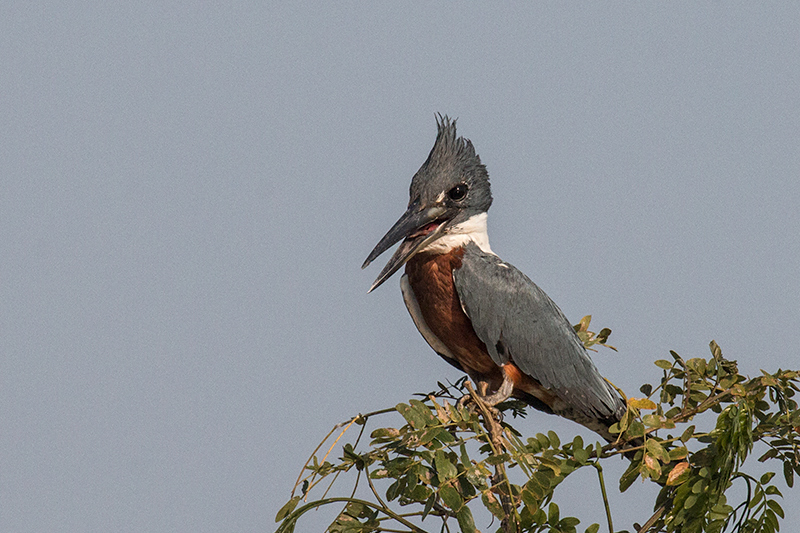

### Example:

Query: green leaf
xmin=439 ymin=483 xmax=463 ymax=510
xmin=585 ymin=524 xmax=600 ymax=533
xmin=655 ymin=359 xmax=673 ymax=370
xmin=617 ymin=411 xmax=632 ymax=433
xmin=646 ymin=439 xmax=671 ymax=463
xmin=456 ymin=506 xmax=477 ymax=533
xmin=465 ymin=464 xmax=489 ymax=489
xmin=691 ymin=479 xmax=707 ymax=494
xmin=560 ymin=516 xmax=581 ymax=528
xmin=686 ymin=358 xmax=707 ymax=376
xmin=548 ymin=502 xmax=560 ymax=525
xmin=765 ymin=485 xmax=782 ymax=497
xmin=574 ymin=446 xmax=589 ymax=465
xmin=485 ymin=453 xmax=511 ymax=465
xmin=665 ymin=406 xmax=682 ymax=419
xmin=684 ymin=494 xmax=698 ymax=509
xmin=619 ymin=463 xmax=640 ymax=492
xmin=434 ymin=450 xmax=457 ymax=481
xmin=642 ymin=414 xmax=663 ymax=428
xmin=396 ymin=402 xmax=425 ymax=429
xmin=482 ymin=491 xmax=505 ymax=519
xmin=680 ymin=425 xmax=696 ymax=443
xmin=275 ymin=496 xmax=301 ymax=522
xmin=548 ymin=430 xmax=561 ymax=448
xmin=370 ymin=468 xmax=389 ymax=479
xmin=387 ymin=477 xmax=406 ymax=501
xmin=436 ymin=427 xmax=455 ymax=444
xmin=418 ymin=428 xmax=439 ymax=446
xmin=784 ymin=460 xmax=795 ymax=487
xmin=421 ymin=493 xmax=436 ymax=520
xmin=370 ymin=427 xmax=400 ymax=441
xmin=628 ymin=420 xmax=646 ymax=438
xmin=527 ymin=471 xmax=555 ymax=499
xmin=709 ymin=340 xmax=722 ymax=359
xmin=767 ymin=499 xmax=785 ymax=519
xmin=669 ymin=446 xmax=688 ymax=461
xmin=276 ymin=518 xmax=296 ymax=533
xmin=521 ymin=487 xmax=540 ymax=509
xmin=666 ymin=461 xmax=691 ymax=486
xmin=748 ymin=487 xmax=764 ymax=509
xmin=409 ymin=399 xmax=437 ymax=427
xmin=408 ymin=484 xmax=432 ymax=503
xmin=343 ymin=501 xmax=368 ymax=518
xmin=629 ymin=397 xmax=658 ymax=410
xmin=765 ymin=509 xmax=779 ymax=532
xmin=459 ymin=442 xmax=471 ymax=465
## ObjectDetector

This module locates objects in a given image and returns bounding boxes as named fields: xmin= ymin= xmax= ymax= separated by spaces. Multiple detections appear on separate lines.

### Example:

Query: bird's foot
xmin=456 ymin=392 xmax=474 ymax=412
xmin=462 ymin=376 xmax=512 ymax=456
xmin=480 ymin=373 xmax=514 ymax=406
xmin=458 ymin=374 xmax=514 ymax=422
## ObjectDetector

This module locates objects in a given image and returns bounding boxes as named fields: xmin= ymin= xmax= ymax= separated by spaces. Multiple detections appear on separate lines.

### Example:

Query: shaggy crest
xmin=410 ymin=114 xmax=492 ymax=215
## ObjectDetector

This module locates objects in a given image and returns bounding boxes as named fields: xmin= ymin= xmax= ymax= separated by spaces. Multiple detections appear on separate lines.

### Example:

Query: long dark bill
xmin=362 ymin=205 xmax=448 ymax=293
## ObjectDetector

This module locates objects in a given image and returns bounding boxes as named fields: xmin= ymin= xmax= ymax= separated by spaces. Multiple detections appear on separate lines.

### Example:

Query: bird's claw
xmin=456 ymin=394 xmax=473 ymax=412
xmin=458 ymin=393 xmax=503 ymax=422
xmin=459 ymin=373 xmax=514 ymax=421
xmin=480 ymin=373 xmax=514 ymax=406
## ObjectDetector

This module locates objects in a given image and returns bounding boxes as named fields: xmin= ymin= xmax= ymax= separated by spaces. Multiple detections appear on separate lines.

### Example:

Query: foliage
xmin=276 ymin=318 xmax=799 ymax=533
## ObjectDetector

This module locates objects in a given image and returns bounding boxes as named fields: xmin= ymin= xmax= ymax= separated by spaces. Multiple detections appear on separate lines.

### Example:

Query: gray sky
xmin=2 ymin=3 xmax=799 ymax=532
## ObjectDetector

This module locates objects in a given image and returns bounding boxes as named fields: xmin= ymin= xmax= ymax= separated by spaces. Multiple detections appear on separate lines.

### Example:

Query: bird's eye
xmin=447 ymin=184 xmax=468 ymax=201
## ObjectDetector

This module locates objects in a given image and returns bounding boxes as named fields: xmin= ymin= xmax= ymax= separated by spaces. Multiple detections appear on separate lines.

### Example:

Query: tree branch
xmin=465 ymin=381 xmax=520 ymax=533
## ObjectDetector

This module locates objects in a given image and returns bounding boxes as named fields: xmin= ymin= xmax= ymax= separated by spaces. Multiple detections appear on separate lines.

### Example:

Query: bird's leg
xmin=457 ymin=371 xmax=514 ymax=421
xmin=479 ymin=372 xmax=514 ymax=407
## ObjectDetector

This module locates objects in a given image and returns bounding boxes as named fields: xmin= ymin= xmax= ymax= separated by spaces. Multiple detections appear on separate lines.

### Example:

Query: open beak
xmin=362 ymin=204 xmax=449 ymax=292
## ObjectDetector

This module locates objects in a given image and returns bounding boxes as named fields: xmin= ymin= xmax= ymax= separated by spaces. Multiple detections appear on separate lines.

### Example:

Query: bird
xmin=362 ymin=115 xmax=628 ymax=442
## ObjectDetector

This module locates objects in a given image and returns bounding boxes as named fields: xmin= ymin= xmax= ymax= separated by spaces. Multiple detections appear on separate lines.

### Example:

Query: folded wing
xmin=452 ymin=243 xmax=625 ymax=423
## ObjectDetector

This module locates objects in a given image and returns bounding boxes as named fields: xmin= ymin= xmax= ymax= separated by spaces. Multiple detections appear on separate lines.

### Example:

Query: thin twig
xmin=504 ymin=427 xmax=534 ymax=477
xmin=364 ymin=463 xmax=391 ymax=515
xmin=321 ymin=413 xmax=370 ymax=513
xmin=636 ymin=501 xmax=667 ymax=533
xmin=594 ymin=463 xmax=614 ymax=533
xmin=292 ymin=424 xmax=340 ymax=496
xmin=292 ymin=407 xmax=397 ymax=498
xmin=282 ymin=497 xmax=429 ymax=533
xmin=306 ymin=418 xmax=357 ymax=497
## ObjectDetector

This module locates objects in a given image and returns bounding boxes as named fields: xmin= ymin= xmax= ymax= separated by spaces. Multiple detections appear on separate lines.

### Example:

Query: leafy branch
xmin=276 ymin=318 xmax=799 ymax=533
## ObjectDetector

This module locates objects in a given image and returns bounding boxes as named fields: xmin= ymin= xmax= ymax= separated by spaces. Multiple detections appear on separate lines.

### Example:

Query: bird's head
xmin=362 ymin=115 xmax=493 ymax=292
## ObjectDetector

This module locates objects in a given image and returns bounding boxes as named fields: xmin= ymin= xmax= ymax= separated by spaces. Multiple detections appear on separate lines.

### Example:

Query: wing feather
xmin=453 ymin=243 xmax=624 ymax=421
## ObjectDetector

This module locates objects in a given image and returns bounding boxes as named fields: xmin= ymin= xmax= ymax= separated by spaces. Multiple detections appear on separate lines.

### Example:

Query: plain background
xmin=2 ymin=3 xmax=798 ymax=532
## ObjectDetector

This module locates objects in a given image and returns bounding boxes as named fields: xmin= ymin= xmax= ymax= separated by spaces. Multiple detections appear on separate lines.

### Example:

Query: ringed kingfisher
xmin=362 ymin=116 xmax=627 ymax=441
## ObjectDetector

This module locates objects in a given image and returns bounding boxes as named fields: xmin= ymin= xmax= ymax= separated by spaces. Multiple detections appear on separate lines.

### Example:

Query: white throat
xmin=419 ymin=212 xmax=494 ymax=255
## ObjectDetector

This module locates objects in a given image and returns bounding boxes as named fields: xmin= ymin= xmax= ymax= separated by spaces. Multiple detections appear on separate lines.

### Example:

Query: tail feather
xmin=515 ymin=389 xmax=642 ymax=459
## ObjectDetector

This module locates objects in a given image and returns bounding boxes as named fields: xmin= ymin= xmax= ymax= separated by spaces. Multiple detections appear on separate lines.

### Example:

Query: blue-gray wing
xmin=453 ymin=243 xmax=624 ymax=421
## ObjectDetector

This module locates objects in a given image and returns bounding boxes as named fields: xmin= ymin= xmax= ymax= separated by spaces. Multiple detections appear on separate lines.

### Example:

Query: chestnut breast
xmin=404 ymin=248 xmax=562 ymax=411
xmin=404 ymin=248 xmax=500 ymax=380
